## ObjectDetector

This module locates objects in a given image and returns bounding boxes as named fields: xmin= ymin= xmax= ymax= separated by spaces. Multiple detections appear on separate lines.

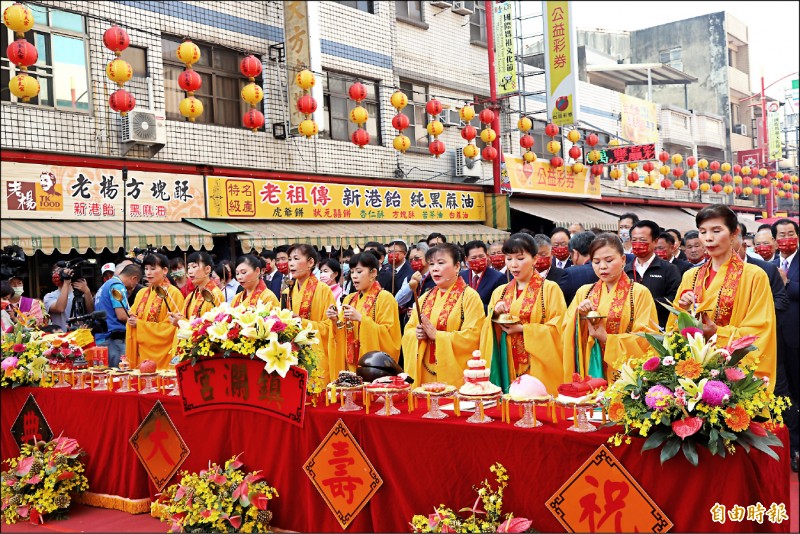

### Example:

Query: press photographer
xmin=44 ymin=260 xmax=95 ymax=331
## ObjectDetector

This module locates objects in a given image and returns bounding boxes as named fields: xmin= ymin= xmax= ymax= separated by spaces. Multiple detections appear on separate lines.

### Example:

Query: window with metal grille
xmin=321 ymin=72 xmax=381 ymax=145
xmin=396 ymin=1 xmax=423 ymax=21
xmin=334 ymin=0 xmax=374 ymax=13
xmin=470 ymin=2 xmax=487 ymax=44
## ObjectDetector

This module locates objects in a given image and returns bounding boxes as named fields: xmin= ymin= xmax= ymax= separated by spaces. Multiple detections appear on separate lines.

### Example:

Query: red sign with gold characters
xmin=303 ymin=419 xmax=383 ymax=530
xmin=10 ymin=393 xmax=53 ymax=451
xmin=175 ymin=356 xmax=308 ymax=428
xmin=129 ymin=401 xmax=189 ymax=491
xmin=548 ymin=445 xmax=672 ymax=533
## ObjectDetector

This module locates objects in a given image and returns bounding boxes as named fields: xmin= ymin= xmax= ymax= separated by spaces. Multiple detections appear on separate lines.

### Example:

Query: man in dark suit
xmin=532 ymin=234 xmax=565 ymax=285
xmin=460 ymin=240 xmax=506 ymax=311
xmin=386 ymin=240 xmax=413 ymax=297
xmin=771 ymin=218 xmax=799 ymax=472
xmin=260 ymin=250 xmax=284 ymax=296
xmin=550 ymin=227 xmax=573 ymax=269
xmin=625 ymin=220 xmax=682 ymax=327
xmin=560 ymin=231 xmax=598 ymax=305
xmin=655 ymin=232 xmax=693 ymax=276
xmin=665 ymin=228 xmax=688 ymax=261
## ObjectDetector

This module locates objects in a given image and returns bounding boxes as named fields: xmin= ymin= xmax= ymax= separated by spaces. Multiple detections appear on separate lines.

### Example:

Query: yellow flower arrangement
xmin=1 ymin=436 xmax=89 ymax=525
xmin=2 ymin=323 xmax=51 ymax=388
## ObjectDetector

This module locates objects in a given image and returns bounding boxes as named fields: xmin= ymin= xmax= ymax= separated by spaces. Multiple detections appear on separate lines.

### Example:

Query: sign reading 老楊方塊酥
xmin=504 ymin=153 xmax=601 ymax=199
xmin=494 ymin=2 xmax=517 ymax=95
xmin=206 ymin=177 xmax=486 ymax=221
xmin=599 ymin=144 xmax=657 ymax=165
xmin=175 ymin=356 xmax=308 ymax=427
xmin=543 ymin=1 xmax=579 ymax=126
xmin=1 ymin=162 xmax=204 ymax=221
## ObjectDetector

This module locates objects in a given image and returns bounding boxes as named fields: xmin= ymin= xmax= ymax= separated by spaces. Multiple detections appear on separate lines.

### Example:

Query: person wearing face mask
xmin=559 ymin=231 xmax=600 ymax=305
xmin=395 ymin=244 xmax=435 ymax=323
xmin=126 ymin=253 xmax=185 ymax=370
xmin=231 ymin=255 xmax=279 ymax=308
xmin=532 ymin=234 xmax=565 ymax=285
xmin=670 ymin=205 xmax=776 ymax=393
xmin=6 ymin=275 xmax=44 ymax=326
xmin=169 ymin=257 xmax=195 ymax=298
xmin=617 ymin=212 xmax=639 ymax=255
xmin=459 ymin=240 xmax=506 ymax=311
xmin=44 ymin=264 xmax=95 ymax=331
xmin=753 ymin=228 xmax=778 ymax=262
xmin=326 ymin=251 xmax=401 ymax=378
xmin=339 ymin=250 xmax=354 ymax=295
xmin=259 ymin=250 xmax=283 ymax=297
xmin=386 ymin=240 xmax=413 ymax=297
xmin=1 ymin=281 xmax=16 ymax=333
xmin=480 ymin=233 xmax=567 ymax=393
xmin=402 ymin=243 xmax=485 ymax=387
xmin=732 ymin=223 xmax=788 ymax=313
xmin=550 ymin=227 xmax=573 ymax=269
xmin=771 ymin=218 xmax=800 ymax=471
xmin=488 ymin=241 xmax=507 ymax=276
xmin=623 ymin=220 xmax=681 ymax=328
xmin=655 ymin=232 xmax=693 ymax=275
xmin=318 ymin=258 xmax=343 ymax=305
xmin=563 ymin=233 xmax=658 ymax=383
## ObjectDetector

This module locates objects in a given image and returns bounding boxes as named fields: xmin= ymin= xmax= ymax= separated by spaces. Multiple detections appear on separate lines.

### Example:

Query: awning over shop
xmin=183 ymin=218 xmax=248 ymax=235
xmin=236 ymin=221 xmax=510 ymax=251
xmin=1 ymin=219 xmax=214 ymax=254
xmin=510 ymin=199 xmax=621 ymax=232
xmin=584 ymin=203 xmax=699 ymax=234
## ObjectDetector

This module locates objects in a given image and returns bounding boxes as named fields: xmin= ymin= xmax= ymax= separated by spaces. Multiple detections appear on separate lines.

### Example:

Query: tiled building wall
xmin=1 ymin=0 xmax=497 ymax=185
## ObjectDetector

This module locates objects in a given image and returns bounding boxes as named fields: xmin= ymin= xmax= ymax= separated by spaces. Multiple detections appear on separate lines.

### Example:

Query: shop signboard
xmin=494 ymin=2 xmax=517 ymax=95
xmin=543 ymin=1 xmax=579 ymax=126
xmin=284 ymin=0 xmax=323 ymax=134
xmin=503 ymin=153 xmax=601 ymax=199
xmin=598 ymin=144 xmax=657 ymax=165
xmin=620 ymin=94 xmax=658 ymax=145
xmin=206 ymin=177 xmax=486 ymax=222
xmin=1 ymin=162 xmax=204 ymax=221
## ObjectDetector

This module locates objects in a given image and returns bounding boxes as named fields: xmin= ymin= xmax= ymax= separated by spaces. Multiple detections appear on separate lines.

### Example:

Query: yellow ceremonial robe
xmin=480 ymin=280 xmax=567 ymax=395
xmin=562 ymin=281 xmax=658 ymax=383
xmin=126 ymin=284 xmax=185 ymax=370
xmin=231 ymin=286 xmax=279 ymax=309
xmin=402 ymin=285 xmax=485 ymax=387
xmin=288 ymin=278 xmax=337 ymax=383
xmin=330 ymin=289 xmax=401 ymax=378
xmin=667 ymin=259 xmax=777 ymax=392
xmin=170 ymin=284 xmax=226 ymax=356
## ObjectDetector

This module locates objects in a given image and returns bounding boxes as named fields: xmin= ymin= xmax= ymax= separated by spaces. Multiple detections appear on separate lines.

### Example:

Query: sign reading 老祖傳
xmin=548 ymin=444 xmax=673 ymax=533
xmin=304 ymin=419 xmax=382 ymax=530
xmin=504 ymin=153 xmax=601 ymax=199
xmin=206 ymin=177 xmax=486 ymax=221
xmin=175 ymin=356 xmax=308 ymax=427
xmin=543 ymin=0 xmax=579 ymax=126
xmin=1 ymin=161 xmax=204 ymax=221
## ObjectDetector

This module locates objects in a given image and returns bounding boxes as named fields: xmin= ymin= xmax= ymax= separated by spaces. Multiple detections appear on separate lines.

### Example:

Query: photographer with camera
xmin=44 ymin=262 xmax=95 ymax=331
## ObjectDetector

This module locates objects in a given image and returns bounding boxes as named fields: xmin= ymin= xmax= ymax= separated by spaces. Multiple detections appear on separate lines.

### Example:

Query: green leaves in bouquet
xmin=641 ymin=428 xmax=670 ymax=452
xmin=681 ymin=439 xmax=699 ymax=466
xmin=657 ymin=300 xmax=700 ymax=329
xmin=659 ymin=437 xmax=681 ymax=463
xmin=736 ymin=428 xmax=783 ymax=461
xmin=643 ymin=333 xmax=670 ymax=358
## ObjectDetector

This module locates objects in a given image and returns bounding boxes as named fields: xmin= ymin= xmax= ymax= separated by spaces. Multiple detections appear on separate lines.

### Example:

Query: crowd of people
xmin=0 ymin=204 xmax=797 ymax=471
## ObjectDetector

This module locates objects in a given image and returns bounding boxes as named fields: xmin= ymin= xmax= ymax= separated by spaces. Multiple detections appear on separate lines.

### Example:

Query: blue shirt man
xmin=94 ymin=265 xmax=141 ymax=367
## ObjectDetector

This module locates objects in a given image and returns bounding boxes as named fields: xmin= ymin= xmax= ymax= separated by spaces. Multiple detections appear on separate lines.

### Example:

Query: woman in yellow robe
xmin=402 ymin=243 xmax=485 ymax=387
xmin=562 ymin=233 xmax=658 ymax=383
xmin=669 ymin=204 xmax=776 ymax=392
xmin=231 ymin=255 xmax=279 ymax=309
xmin=481 ymin=233 xmax=566 ymax=394
xmin=286 ymin=244 xmax=337 ymax=382
xmin=325 ymin=251 xmax=401 ymax=379
xmin=126 ymin=253 xmax=185 ymax=370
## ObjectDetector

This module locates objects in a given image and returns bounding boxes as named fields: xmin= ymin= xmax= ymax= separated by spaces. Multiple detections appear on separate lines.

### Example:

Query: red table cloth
xmin=1 ymin=387 xmax=791 ymax=532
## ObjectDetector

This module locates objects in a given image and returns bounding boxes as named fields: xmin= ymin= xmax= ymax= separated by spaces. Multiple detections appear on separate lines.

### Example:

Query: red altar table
xmin=0 ymin=387 xmax=791 ymax=532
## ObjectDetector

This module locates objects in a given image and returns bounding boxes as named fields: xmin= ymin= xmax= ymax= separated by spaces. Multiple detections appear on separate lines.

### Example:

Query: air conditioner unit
xmin=733 ymin=123 xmax=747 ymax=136
xmin=440 ymin=109 xmax=462 ymax=127
xmin=454 ymin=149 xmax=483 ymax=181
xmin=451 ymin=0 xmax=474 ymax=15
xmin=430 ymin=0 xmax=452 ymax=7
xmin=121 ymin=110 xmax=167 ymax=145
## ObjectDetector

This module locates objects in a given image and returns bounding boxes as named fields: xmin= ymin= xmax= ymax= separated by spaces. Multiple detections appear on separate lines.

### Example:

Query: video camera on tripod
xmin=0 ymin=245 xmax=26 ymax=280
xmin=53 ymin=258 xmax=97 ymax=285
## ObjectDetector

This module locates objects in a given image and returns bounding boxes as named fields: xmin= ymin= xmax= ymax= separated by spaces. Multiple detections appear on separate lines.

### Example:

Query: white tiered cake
xmin=459 ymin=350 xmax=502 ymax=396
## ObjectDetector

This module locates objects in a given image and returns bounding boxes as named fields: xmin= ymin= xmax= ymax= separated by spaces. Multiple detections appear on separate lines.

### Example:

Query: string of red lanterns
xmin=518 ymin=116 xmax=535 ymax=163
xmin=176 ymin=39 xmax=203 ymax=122
xmin=460 ymin=104 xmax=478 ymax=160
xmin=349 ymin=81 xmax=369 ymax=148
xmin=295 ymin=69 xmax=318 ymax=138
xmin=240 ymin=54 xmax=264 ymax=132
xmin=479 ymin=109 xmax=497 ymax=161
xmin=103 ymin=24 xmax=135 ymax=116
xmin=426 ymin=98 xmax=445 ymax=158
xmin=4 ymin=2 xmax=40 ymax=102
xmin=390 ymin=90 xmax=410 ymax=153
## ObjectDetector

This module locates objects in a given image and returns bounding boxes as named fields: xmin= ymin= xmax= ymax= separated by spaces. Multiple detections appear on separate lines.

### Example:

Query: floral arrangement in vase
xmin=1 ymin=435 xmax=89 ymax=525
xmin=410 ymin=463 xmax=534 ymax=533
xmin=175 ymin=301 xmax=324 ymax=394
xmin=601 ymin=306 xmax=787 ymax=466
xmin=152 ymin=454 xmax=278 ymax=533
xmin=1 ymin=323 xmax=50 ymax=388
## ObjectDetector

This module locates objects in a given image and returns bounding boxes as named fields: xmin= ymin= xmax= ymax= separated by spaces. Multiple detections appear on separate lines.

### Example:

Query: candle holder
xmin=458 ymin=392 xmax=501 ymax=424
xmin=374 ymin=392 xmax=400 ymax=416
xmin=52 ymin=367 xmax=71 ymax=388
xmin=168 ymin=375 xmax=180 ymax=396
xmin=71 ymin=370 xmax=89 ymax=390
xmin=567 ymin=405 xmax=598 ymax=433
xmin=139 ymin=373 xmax=158 ymax=395
xmin=515 ymin=401 xmax=541 ymax=428
xmin=116 ymin=372 xmax=133 ymax=393
xmin=93 ymin=372 xmax=109 ymax=392
xmin=412 ymin=386 xmax=456 ymax=420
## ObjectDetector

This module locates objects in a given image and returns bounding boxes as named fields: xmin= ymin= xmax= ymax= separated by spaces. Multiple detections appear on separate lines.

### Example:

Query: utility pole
xmin=485 ymin=1 xmax=502 ymax=195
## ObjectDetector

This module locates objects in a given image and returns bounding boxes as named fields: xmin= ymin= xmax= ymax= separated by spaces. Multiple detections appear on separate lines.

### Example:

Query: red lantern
xmin=108 ymin=88 xmax=135 ymax=115
xmin=482 ymin=145 xmax=498 ymax=161
xmin=735 ymin=186 xmax=743 ymax=195
xmin=733 ymin=164 xmax=741 ymax=175
xmin=426 ymin=99 xmax=442 ymax=116
xmin=742 ymin=176 xmax=751 ymax=185
xmin=520 ymin=134 xmax=534 ymax=149
xmin=242 ymin=109 xmax=264 ymax=132
xmin=479 ymin=108 xmax=495 ymax=124
xmin=544 ymin=123 xmax=559 ymax=137
xmin=348 ymin=81 xmax=367 ymax=103
xmin=103 ymin=25 xmax=130 ymax=55
xmin=689 ymin=180 xmax=699 ymax=191
xmin=392 ymin=113 xmax=410 ymax=131
xmin=661 ymin=179 xmax=672 ymax=189
xmin=177 ymin=69 xmax=202 ymax=93
xmin=642 ymin=161 xmax=655 ymax=173
xmin=709 ymin=161 xmax=720 ymax=171
xmin=6 ymin=39 xmax=37 ymax=70
xmin=352 ymin=128 xmax=370 ymax=148
xmin=429 ymin=139 xmax=446 ymax=158
xmin=699 ymin=171 xmax=710 ymax=182
xmin=297 ymin=94 xmax=317 ymax=114
xmin=752 ymin=187 xmax=762 ymax=196
xmin=722 ymin=173 xmax=732 ymax=183
xmin=672 ymin=167 xmax=684 ymax=177
xmin=568 ymin=146 xmax=581 ymax=159
xmin=712 ymin=184 xmax=723 ymax=193
xmin=628 ymin=172 xmax=639 ymax=183
xmin=687 ymin=156 xmax=697 ymax=167
xmin=550 ymin=156 xmax=564 ymax=168
xmin=658 ymin=151 xmax=670 ymax=163
xmin=461 ymin=124 xmax=477 ymax=141
xmin=591 ymin=164 xmax=604 ymax=176
xmin=586 ymin=133 xmax=599 ymax=147
xmin=793 ymin=184 xmax=799 ymax=192
xmin=239 ymin=55 xmax=262 ymax=80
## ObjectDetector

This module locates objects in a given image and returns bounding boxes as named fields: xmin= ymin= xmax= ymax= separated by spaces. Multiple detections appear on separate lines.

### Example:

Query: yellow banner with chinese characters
xmin=494 ymin=2 xmax=517 ymax=95
xmin=543 ymin=1 xmax=579 ymax=126
xmin=504 ymin=153 xmax=601 ymax=198
xmin=206 ymin=177 xmax=486 ymax=222
xmin=620 ymin=94 xmax=658 ymax=145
